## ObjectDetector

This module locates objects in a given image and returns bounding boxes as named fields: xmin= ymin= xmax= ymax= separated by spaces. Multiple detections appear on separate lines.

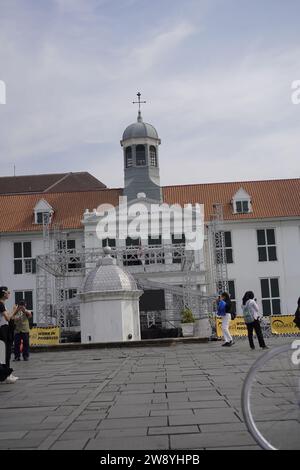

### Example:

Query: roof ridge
xmin=0 ymin=187 xmax=123 ymax=199
xmin=0 ymin=171 xmax=90 ymax=179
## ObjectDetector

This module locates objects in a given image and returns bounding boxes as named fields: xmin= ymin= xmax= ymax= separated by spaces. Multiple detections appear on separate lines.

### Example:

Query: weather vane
xmin=132 ymin=92 xmax=146 ymax=115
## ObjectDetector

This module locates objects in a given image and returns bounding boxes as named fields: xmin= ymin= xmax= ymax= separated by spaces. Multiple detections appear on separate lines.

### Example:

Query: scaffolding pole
xmin=208 ymin=203 xmax=229 ymax=295
xmin=36 ymin=214 xmax=53 ymax=325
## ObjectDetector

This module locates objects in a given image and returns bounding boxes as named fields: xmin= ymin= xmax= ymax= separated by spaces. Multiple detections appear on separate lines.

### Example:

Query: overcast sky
xmin=0 ymin=0 xmax=300 ymax=188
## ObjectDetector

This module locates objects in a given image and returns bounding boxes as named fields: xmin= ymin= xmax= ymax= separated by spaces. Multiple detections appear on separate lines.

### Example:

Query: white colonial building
xmin=0 ymin=111 xmax=299 ymax=335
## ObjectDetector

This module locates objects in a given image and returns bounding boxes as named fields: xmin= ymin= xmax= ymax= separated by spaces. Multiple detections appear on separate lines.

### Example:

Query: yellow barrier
xmin=216 ymin=315 xmax=299 ymax=337
xmin=29 ymin=327 xmax=60 ymax=346
xmin=216 ymin=317 xmax=248 ymax=338
xmin=271 ymin=315 xmax=299 ymax=335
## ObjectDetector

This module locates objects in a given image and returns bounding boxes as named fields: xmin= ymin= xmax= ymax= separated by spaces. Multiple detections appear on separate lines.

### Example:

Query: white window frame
xmin=13 ymin=241 xmax=36 ymax=275
xmin=234 ymin=199 xmax=251 ymax=214
xmin=260 ymin=277 xmax=281 ymax=316
xmin=257 ymin=228 xmax=277 ymax=262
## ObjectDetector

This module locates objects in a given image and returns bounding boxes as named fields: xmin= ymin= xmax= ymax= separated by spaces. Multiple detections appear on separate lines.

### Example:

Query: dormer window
xmin=236 ymin=200 xmax=249 ymax=214
xmin=34 ymin=199 xmax=54 ymax=225
xmin=36 ymin=212 xmax=51 ymax=224
xmin=232 ymin=188 xmax=252 ymax=214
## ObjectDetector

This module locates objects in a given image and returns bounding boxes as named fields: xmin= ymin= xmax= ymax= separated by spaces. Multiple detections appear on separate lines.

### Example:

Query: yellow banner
xmin=216 ymin=315 xmax=299 ymax=337
xmin=29 ymin=327 xmax=60 ymax=345
xmin=271 ymin=315 xmax=299 ymax=335
xmin=216 ymin=316 xmax=248 ymax=337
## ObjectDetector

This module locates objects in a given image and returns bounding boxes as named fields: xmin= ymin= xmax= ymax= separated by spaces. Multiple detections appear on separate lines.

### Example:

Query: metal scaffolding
xmin=35 ymin=240 xmax=212 ymax=329
xmin=207 ymin=203 xmax=229 ymax=295
xmin=35 ymin=214 xmax=53 ymax=326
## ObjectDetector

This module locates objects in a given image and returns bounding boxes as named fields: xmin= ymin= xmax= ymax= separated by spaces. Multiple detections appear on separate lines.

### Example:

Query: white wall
xmin=225 ymin=218 xmax=300 ymax=315
xmin=80 ymin=297 xmax=141 ymax=343
xmin=1 ymin=215 xmax=299 ymax=324
xmin=0 ymin=230 xmax=84 ymax=321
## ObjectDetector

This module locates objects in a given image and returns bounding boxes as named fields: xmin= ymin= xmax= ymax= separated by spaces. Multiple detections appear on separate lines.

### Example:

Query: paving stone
xmin=107 ymin=406 xmax=151 ymax=418
xmin=0 ymin=431 xmax=27 ymax=440
xmin=170 ymin=431 xmax=256 ymax=449
xmin=50 ymin=438 xmax=90 ymax=450
xmin=165 ymin=392 xmax=190 ymax=401
xmin=148 ymin=425 xmax=199 ymax=435
xmin=168 ymin=400 xmax=229 ymax=409
xmin=55 ymin=430 xmax=98 ymax=441
xmin=169 ymin=409 xmax=240 ymax=426
xmin=0 ymin=406 xmax=57 ymax=416
xmin=0 ymin=437 xmax=48 ymax=449
xmin=23 ymin=430 xmax=53 ymax=440
xmin=150 ymin=409 xmax=194 ymax=417
xmin=96 ymin=428 xmax=148 ymax=437
xmin=86 ymin=435 xmax=169 ymax=450
xmin=67 ymin=420 xmax=100 ymax=431
xmin=98 ymin=416 xmax=168 ymax=429
xmin=199 ymin=422 xmax=247 ymax=433
xmin=42 ymin=416 xmax=67 ymax=425
xmin=47 ymin=406 xmax=77 ymax=416
xmin=0 ymin=415 xmax=46 ymax=425
xmin=116 ymin=393 xmax=165 ymax=404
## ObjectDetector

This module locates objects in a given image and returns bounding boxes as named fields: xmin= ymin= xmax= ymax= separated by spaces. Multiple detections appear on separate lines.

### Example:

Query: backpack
xmin=242 ymin=303 xmax=255 ymax=324
xmin=225 ymin=299 xmax=236 ymax=320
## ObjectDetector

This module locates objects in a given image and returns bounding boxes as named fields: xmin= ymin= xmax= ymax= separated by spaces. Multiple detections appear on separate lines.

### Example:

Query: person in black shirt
xmin=0 ymin=287 xmax=19 ymax=383
xmin=294 ymin=297 xmax=300 ymax=330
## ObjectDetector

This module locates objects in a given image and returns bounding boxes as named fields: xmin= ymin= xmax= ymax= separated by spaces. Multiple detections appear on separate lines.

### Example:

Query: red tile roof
xmin=163 ymin=178 xmax=300 ymax=221
xmin=0 ymin=178 xmax=299 ymax=233
xmin=0 ymin=189 xmax=122 ymax=233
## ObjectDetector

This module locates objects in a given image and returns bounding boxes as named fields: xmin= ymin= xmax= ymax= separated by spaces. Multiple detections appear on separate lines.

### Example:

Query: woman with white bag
xmin=242 ymin=291 xmax=268 ymax=350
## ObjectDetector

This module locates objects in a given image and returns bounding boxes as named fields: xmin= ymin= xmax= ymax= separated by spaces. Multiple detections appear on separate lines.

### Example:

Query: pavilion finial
xmin=132 ymin=92 xmax=146 ymax=122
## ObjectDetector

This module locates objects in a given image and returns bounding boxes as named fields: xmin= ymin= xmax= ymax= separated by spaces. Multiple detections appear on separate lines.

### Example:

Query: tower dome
xmin=122 ymin=118 xmax=159 ymax=141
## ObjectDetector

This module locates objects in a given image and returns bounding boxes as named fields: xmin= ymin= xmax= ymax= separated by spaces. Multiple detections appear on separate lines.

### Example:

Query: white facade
xmin=224 ymin=218 xmax=300 ymax=315
xmin=1 ymin=217 xmax=299 ymax=324
xmin=0 ymin=229 xmax=84 ymax=321
xmin=0 ymin=214 xmax=299 ymax=323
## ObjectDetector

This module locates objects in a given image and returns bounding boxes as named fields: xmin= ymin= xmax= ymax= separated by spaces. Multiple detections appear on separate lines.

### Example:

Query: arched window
xmin=150 ymin=146 xmax=157 ymax=166
xmin=125 ymin=146 xmax=133 ymax=168
xmin=136 ymin=145 xmax=146 ymax=166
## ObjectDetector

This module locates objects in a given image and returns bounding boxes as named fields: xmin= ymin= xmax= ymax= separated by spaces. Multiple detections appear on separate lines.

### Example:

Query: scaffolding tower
xmin=207 ymin=203 xmax=229 ymax=295
xmin=35 ymin=214 xmax=53 ymax=325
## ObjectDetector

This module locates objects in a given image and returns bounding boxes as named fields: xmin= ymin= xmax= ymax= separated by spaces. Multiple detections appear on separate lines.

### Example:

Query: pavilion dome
xmin=82 ymin=247 xmax=138 ymax=294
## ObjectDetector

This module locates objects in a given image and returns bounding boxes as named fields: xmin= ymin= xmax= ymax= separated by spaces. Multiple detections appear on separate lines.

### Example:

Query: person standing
xmin=217 ymin=292 xmax=234 ymax=346
xmin=242 ymin=291 xmax=268 ymax=350
xmin=293 ymin=297 xmax=300 ymax=330
xmin=13 ymin=300 xmax=32 ymax=361
xmin=0 ymin=286 xmax=19 ymax=383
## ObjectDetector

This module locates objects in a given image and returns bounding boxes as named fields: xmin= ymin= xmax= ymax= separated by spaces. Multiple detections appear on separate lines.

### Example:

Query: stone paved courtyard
xmin=0 ymin=336 xmax=292 ymax=450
